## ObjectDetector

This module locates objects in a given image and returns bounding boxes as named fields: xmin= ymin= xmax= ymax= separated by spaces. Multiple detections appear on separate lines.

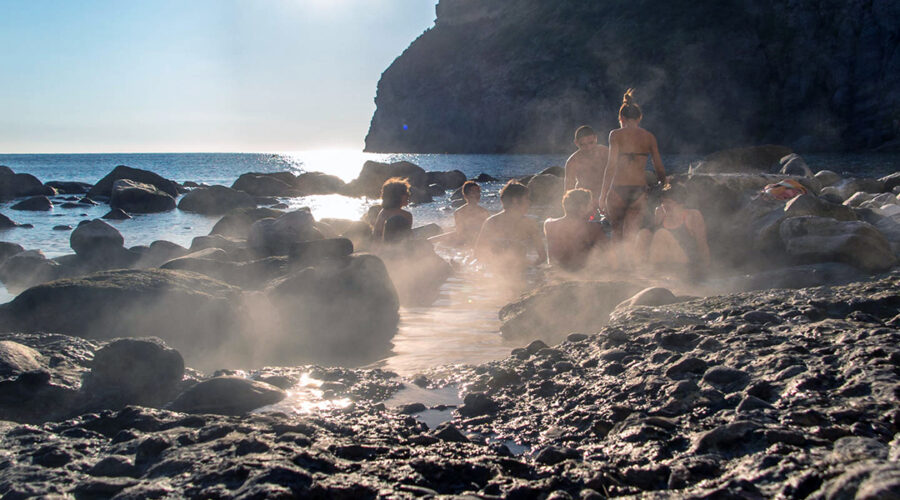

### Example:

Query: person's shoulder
xmin=566 ymin=150 xmax=584 ymax=165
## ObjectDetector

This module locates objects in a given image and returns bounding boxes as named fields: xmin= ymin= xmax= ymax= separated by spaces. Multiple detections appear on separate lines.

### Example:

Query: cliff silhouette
xmin=365 ymin=0 xmax=900 ymax=154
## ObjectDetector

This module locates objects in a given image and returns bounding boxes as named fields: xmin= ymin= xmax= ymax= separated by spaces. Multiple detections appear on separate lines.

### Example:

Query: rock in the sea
xmin=248 ymin=210 xmax=323 ymax=257
xmin=82 ymin=338 xmax=184 ymax=407
xmin=11 ymin=196 xmax=52 ymax=211
xmin=0 ymin=250 xmax=60 ymax=291
xmin=615 ymin=287 xmax=681 ymax=311
xmin=527 ymin=173 xmax=565 ymax=207
xmin=109 ymin=179 xmax=176 ymax=213
xmin=231 ymin=172 xmax=299 ymax=197
xmin=177 ymin=185 xmax=256 ymax=215
xmin=499 ymin=281 xmax=643 ymax=342
xmin=87 ymin=165 xmax=181 ymax=200
xmin=168 ymin=376 xmax=286 ymax=415
xmin=779 ymin=216 xmax=897 ymax=272
xmin=265 ymin=254 xmax=399 ymax=362
xmin=426 ymin=170 xmax=467 ymax=190
xmin=45 ymin=181 xmax=92 ymax=194
xmin=0 ymin=213 xmax=20 ymax=229
xmin=70 ymin=219 xmax=125 ymax=256
xmin=0 ymin=242 xmax=25 ymax=265
xmin=344 ymin=160 xmax=428 ymax=198
xmin=0 ymin=269 xmax=243 ymax=369
xmin=0 ymin=167 xmax=55 ymax=200
xmin=295 ymin=172 xmax=346 ymax=195
xmin=209 ymin=207 xmax=284 ymax=239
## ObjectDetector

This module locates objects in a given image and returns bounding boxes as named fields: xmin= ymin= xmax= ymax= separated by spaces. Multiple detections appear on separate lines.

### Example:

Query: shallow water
xmin=0 ymin=150 xmax=897 ymax=372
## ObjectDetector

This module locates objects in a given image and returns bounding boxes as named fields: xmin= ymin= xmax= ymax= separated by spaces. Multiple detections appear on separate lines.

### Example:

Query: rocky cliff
xmin=365 ymin=0 xmax=900 ymax=154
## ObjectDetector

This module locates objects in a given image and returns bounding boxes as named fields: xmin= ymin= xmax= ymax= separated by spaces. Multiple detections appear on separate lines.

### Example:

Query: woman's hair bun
xmin=623 ymin=88 xmax=635 ymax=105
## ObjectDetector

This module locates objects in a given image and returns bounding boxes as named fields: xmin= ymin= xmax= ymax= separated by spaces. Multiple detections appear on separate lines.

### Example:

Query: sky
xmin=0 ymin=0 xmax=437 ymax=153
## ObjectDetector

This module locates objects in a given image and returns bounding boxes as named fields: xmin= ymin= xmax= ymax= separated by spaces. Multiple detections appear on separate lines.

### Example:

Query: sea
xmin=0 ymin=151 xmax=897 ymax=375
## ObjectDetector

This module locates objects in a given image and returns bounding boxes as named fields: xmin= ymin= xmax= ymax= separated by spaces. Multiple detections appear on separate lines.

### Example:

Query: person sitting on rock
xmin=544 ymin=188 xmax=612 ymax=272
xmin=475 ymin=180 xmax=547 ymax=270
xmin=565 ymin=125 xmax=610 ymax=211
xmin=372 ymin=177 xmax=413 ymax=241
xmin=430 ymin=180 xmax=491 ymax=248
xmin=635 ymin=183 xmax=710 ymax=277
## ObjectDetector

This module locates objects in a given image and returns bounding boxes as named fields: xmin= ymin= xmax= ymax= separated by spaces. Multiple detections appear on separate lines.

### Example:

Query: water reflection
xmin=257 ymin=372 xmax=353 ymax=415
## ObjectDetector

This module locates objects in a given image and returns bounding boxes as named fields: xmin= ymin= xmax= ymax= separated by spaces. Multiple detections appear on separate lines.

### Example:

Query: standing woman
xmin=599 ymin=89 xmax=666 ymax=242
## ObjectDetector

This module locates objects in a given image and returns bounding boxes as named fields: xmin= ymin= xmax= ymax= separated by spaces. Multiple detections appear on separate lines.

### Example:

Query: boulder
xmin=288 ymin=238 xmax=354 ymax=266
xmin=426 ymin=170 xmax=467 ymax=190
xmin=814 ymin=170 xmax=842 ymax=187
xmin=0 ymin=242 xmax=24 ymax=266
xmin=408 ymin=186 xmax=433 ymax=204
xmin=615 ymin=287 xmax=681 ymax=311
xmin=265 ymin=254 xmax=399 ymax=362
xmin=779 ymin=216 xmax=897 ymax=272
xmin=0 ymin=269 xmax=244 ymax=369
xmin=82 ymin=338 xmax=184 ymax=407
xmin=692 ymin=145 xmax=793 ymax=174
xmin=539 ymin=166 xmax=565 ymax=177
xmin=248 ymin=210 xmax=323 ymax=257
xmin=45 ymin=181 xmax=91 ymax=194
xmin=109 ymin=179 xmax=176 ymax=213
xmin=777 ymin=154 xmax=813 ymax=177
xmin=474 ymin=173 xmax=498 ymax=183
xmin=11 ymin=196 xmax=52 ymax=211
xmin=190 ymin=234 xmax=247 ymax=257
xmin=87 ymin=165 xmax=180 ymax=199
xmin=177 ymin=185 xmax=255 ymax=215
xmin=168 ymin=376 xmax=286 ymax=415
xmin=344 ymin=161 xmax=427 ymax=198
xmin=827 ymin=178 xmax=885 ymax=201
xmin=881 ymin=171 xmax=900 ymax=192
xmin=209 ymin=207 xmax=283 ymax=239
xmin=295 ymin=172 xmax=345 ymax=195
xmin=0 ymin=213 xmax=20 ymax=229
xmin=102 ymin=208 xmax=131 ymax=220
xmin=231 ymin=173 xmax=299 ymax=197
xmin=843 ymin=191 xmax=878 ymax=207
xmin=0 ymin=168 xmax=55 ymax=200
xmin=0 ymin=250 xmax=60 ymax=291
xmin=133 ymin=240 xmax=190 ymax=268
xmin=0 ymin=340 xmax=44 ymax=379
xmin=427 ymin=184 xmax=446 ymax=196
xmin=527 ymin=174 xmax=565 ymax=206
xmin=499 ymin=281 xmax=644 ymax=342
xmin=70 ymin=219 xmax=125 ymax=256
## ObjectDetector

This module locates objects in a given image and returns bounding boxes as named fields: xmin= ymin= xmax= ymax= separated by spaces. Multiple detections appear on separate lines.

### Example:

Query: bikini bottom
xmin=612 ymin=185 xmax=647 ymax=207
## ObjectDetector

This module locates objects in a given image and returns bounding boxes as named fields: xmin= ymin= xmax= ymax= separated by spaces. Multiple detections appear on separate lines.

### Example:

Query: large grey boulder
xmin=825 ymin=178 xmax=886 ymax=201
xmin=177 ymin=185 xmax=255 ymax=215
xmin=45 ymin=181 xmax=91 ymax=194
xmin=747 ymin=194 xmax=858 ymax=256
xmin=209 ymin=207 xmax=284 ymax=239
xmin=0 ymin=242 xmax=25 ymax=266
xmin=691 ymin=145 xmax=793 ymax=174
xmin=779 ymin=216 xmax=897 ymax=272
xmin=82 ymin=338 xmax=184 ymax=407
xmin=344 ymin=160 xmax=427 ymax=198
xmin=881 ymin=171 xmax=900 ymax=192
xmin=527 ymin=173 xmax=565 ymax=207
xmin=87 ymin=165 xmax=180 ymax=200
xmin=777 ymin=154 xmax=813 ymax=177
xmin=295 ymin=172 xmax=346 ymax=195
xmin=814 ymin=170 xmax=842 ymax=187
xmin=168 ymin=376 xmax=286 ymax=415
xmin=11 ymin=196 xmax=52 ymax=211
xmin=265 ymin=254 xmax=399 ymax=363
xmin=0 ymin=167 xmax=55 ymax=200
xmin=70 ymin=219 xmax=124 ymax=256
xmin=0 ymin=250 xmax=60 ymax=292
xmin=110 ymin=179 xmax=176 ymax=213
xmin=0 ymin=269 xmax=244 ymax=369
xmin=0 ymin=213 xmax=20 ymax=229
xmin=426 ymin=170 xmax=467 ymax=190
xmin=499 ymin=281 xmax=644 ymax=343
xmin=248 ymin=210 xmax=323 ymax=257
xmin=231 ymin=173 xmax=299 ymax=197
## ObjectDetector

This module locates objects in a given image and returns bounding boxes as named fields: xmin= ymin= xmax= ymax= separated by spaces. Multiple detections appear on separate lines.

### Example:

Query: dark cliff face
xmin=365 ymin=0 xmax=900 ymax=154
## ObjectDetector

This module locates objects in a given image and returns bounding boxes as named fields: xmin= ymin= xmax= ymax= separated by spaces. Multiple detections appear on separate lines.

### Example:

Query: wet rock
xmin=209 ymin=207 xmax=283 ymax=239
xmin=46 ymin=180 xmax=91 ymax=194
xmin=82 ymin=338 xmax=185 ymax=408
xmin=231 ymin=172 xmax=299 ymax=197
xmin=169 ymin=376 xmax=286 ymax=415
xmin=11 ymin=195 xmax=52 ymax=211
xmin=110 ymin=178 xmax=176 ymax=213
xmin=0 ymin=167 xmax=54 ymax=200
xmin=88 ymin=165 xmax=181 ymax=199
xmin=344 ymin=160 xmax=427 ymax=198
xmin=615 ymin=287 xmax=680 ymax=310
xmin=458 ymin=392 xmax=498 ymax=417
xmin=102 ymin=207 xmax=131 ymax=220
xmin=778 ymin=153 xmax=812 ymax=177
xmin=527 ymin=173 xmax=564 ymax=207
xmin=295 ymin=171 xmax=345 ymax=195
xmin=177 ymin=185 xmax=256 ymax=215
xmin=70 ymin=219 xmax=124 ymax=256
xmin=89 ymin=455 xmax=138 ymax=477
xmin=534 ymin=445 xmax=580 ymax=465
xmin=427 ymin=170 xmax=467 ymax=190
xmin=814 ymin=170 xmax=841 ymax=187
xmin=665 ymin=357 xmax=708 ymax=379
xmin=248 ymin=210 xmax=323 ymax=257
xmin=431 ymin=422 xmax=468 ymax=442
xmin=0 ymin=340 xmax=44 ymax=378
xmin=0 ymin=250 xmax=60 ymax=291
xmin=693 ymin=421 xmax=760 ymax=454
xmin=0 ymin=213 xmax=21 ymax=229
xmin=779 ymin=216 xmax=896 ymax=272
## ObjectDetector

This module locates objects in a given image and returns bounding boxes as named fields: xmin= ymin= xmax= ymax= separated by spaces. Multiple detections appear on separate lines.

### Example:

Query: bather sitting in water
xmin=635 ymin=183 xmax=710 ymax=278
xmin=430 ymin=180 xmax=491 ymax=248
xmin=599 ymin=89 xmax=666 ymax=244
xmin=475 ymin=180 xmax=547 ymax=271
xmin=543 ymin=188 xmax=612 ymax=272
xmin=372 ymin=177 xmax=413 ymax=242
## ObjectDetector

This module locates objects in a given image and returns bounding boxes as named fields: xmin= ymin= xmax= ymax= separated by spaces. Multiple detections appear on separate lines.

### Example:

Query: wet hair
xmin=574 ymin=125 xmax=596 ymax=141
xmin=618 ymin=88 xmax=642 ymax=121
xmin=383 ymin=214 xmax=412 ymax=243
xmin=381 ymin=177 xmax=410 ymax=209
xmin=562 ymin=188 xmax=592 ymax=215
xmin=461 ymin=180 xmax=480 ymax=197
xmin=661 ymin=183 xmax=687 ymax=204
xmin=499 ymin=180 xmax=529 ymax=208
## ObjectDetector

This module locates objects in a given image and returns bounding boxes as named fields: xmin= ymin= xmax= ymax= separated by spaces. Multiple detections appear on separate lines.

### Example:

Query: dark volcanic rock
xmin=82 ymin=338 xmax=185 ymax=407
xmin=169 ymin=376 xmax=286 ymax=415
xmin=46 ymin=181 xmax=92 ymax=194
xmin=365 ymin=1 xmax=899 ymax=153
xmin=209 ymin=207 xmax=284 ymax=239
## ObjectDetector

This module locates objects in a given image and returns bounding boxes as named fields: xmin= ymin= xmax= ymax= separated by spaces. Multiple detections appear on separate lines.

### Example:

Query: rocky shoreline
xmin=0 ymin=272 xmax=898 ymax=498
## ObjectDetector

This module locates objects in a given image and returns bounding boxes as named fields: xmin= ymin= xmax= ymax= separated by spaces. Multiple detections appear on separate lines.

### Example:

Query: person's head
xmin=461 ymin=180 xmax=481 ymax=203
xmin=381 ymin=177 xmax=410 ymax=209
xmin=660 ymin=183 xmax=687 ymax=210
xmin=499 ymin=180 xmax=530 ymax=213
xmin=618 ymin=88 xmax=642 ymax=124
xmin=383 ymin=214 xmax=412 ymax=243
xmin=562 ymin=188 xmax=593 ymax=218
xmin=574 ymin=125 xmax=598 ymax=151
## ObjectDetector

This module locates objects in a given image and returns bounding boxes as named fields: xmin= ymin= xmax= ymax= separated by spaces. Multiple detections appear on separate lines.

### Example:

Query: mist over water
xmin=0 ymin=150 xmax=897 ymax=372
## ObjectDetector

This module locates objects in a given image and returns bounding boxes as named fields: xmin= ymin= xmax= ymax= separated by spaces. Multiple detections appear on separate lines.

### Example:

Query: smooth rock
xmin=169 ymin=376 xmax=286 ymax=415
xmin=83 ymin=338 xmax=185 ymax=407
xmin=177 ymin=185 xmax=256 ymax=215
xmin=88 ymin=165 xmax=180 ymax=199
xmin=11 ymin=196 xmax=52 ymax=211
xmin=110 ymin=179 xmax=176 ymax=213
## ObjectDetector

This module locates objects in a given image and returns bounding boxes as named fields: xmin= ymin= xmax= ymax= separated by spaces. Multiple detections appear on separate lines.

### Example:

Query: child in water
xmin=372 ymin=177 xmax=413 ymax=241
xmin=430 ymin=180 xmax=491 ymax=248
xmin=544 ymin=188 xmax=610 ymax=272
xmin=474 ymin=180 xmax=546 ymax=270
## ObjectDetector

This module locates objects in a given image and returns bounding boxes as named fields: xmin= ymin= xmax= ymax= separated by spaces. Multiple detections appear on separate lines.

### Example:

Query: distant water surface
xmin=0 ymin=150 xmax=896 ymax=374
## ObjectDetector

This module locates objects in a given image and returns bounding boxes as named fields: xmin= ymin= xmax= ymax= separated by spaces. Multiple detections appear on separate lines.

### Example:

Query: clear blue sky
xmin=0 ymin=0 xmax=437 ymax=153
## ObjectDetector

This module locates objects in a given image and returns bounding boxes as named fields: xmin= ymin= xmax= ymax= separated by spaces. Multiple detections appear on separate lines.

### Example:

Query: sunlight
xmin=286 ymin=193 xmax=374 ymax=221
xmin=281 ymin=149 xmax=389 ymax=182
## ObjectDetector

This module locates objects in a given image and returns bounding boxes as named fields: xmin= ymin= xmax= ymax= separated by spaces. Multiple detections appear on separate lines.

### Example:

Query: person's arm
xmin=564 ymin=157 xmax=578 ymax=191
xmin=688 ymin=211 xmax=711 ymax=265
xmin=473 ymin=217 xmax=492 ymax=261
xmin=649 ymin=134 xmax=666 ymax=186
xmin=531 ymin=220 xmax=548 ymax=265
xmin=600 ymin=131 xmax=618 ymax=210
